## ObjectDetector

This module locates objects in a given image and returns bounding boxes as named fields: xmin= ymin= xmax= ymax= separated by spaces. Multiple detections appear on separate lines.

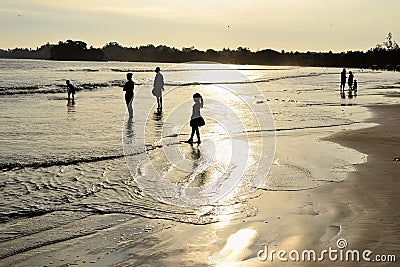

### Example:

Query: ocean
xmin=0 ymin=59 xmax=399 ymax=261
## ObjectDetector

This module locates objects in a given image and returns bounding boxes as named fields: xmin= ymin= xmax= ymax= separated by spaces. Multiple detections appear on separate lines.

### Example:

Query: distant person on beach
xmin=348 ymin=71 xmax=354 ymax=90
xmin=340 ymin=68 xmax=346 ymax=93
xmin=123 ymin=72 xmax=134 ymax=117
xmin=187 ymin=93 xmax=205 ymax=144
xmin=353 ymin=79 xmax=358 ymax=95
xmin=66 ymin=80 xmax=75 ymax=101
xmin=152 ymin=67 xmax=164 ymax=113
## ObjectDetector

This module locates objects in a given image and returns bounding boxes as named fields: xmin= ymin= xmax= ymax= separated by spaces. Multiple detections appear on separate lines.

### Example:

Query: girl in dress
xmin=187 ymin=93 xmax=205 ymax=144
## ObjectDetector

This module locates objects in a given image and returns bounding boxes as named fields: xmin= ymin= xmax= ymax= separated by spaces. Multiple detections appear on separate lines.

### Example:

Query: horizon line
xmin=0 ymin=39 xmax=386 ymax=54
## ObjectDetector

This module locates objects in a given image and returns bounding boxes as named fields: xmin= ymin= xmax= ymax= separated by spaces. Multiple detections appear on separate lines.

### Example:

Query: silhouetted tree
xmin=375 ymin=33 xmax=400 ymax=51
xmin=50 ymin=40 xmax=105 ymax=61
xmin=1 ymin=37 xmax=399 ymax=70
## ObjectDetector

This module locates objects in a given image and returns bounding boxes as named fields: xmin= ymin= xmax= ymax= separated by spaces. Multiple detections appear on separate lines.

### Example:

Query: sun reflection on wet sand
xmin=212 ymin=228 xmax=257 ymax=266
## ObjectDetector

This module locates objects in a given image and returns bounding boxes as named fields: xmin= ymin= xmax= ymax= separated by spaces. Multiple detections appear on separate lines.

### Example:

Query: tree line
xmin=0 ymin=34 xmax=399 ymax=70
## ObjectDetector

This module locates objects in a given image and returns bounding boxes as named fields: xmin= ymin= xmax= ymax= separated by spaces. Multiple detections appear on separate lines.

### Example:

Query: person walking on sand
xmin=66 ymin=80 xmax=76 ymax=101
xmin=340 ymin=68 xmax=346 ymax=93
xmin=187 ymin=93 xmax=205 ymax=144
xmin=152 ymin=67 xmax=164 ymax=113
xmin=123 ymin=72 xmax=134 ymax=117
xmin=348 ymin=71 xmax=354 ymax=91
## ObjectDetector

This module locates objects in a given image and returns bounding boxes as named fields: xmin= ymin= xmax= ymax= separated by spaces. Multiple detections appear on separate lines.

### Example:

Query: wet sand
xmin=246 ymin=103 xmax=400 ymax=266
xmin=2 ymin=103 xmax=399 ymax=266
xmin=322 ymin=103 xmax=400 ymax=263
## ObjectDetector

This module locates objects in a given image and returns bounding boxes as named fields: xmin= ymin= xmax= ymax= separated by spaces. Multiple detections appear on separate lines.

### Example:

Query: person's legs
xmin=125 ymin=95 xmax=129 ymax=106
xmin=188 ymin=127 xmax=195 ymax=142
xmin=156 ymin=97 xmax=161 ymax=111
xmin=195 ymin=127 xmax=201 ymax=143
xmin=125 ymin=96 xmax=133 ymax=116
xmin=160 ymin=97 xmax=162 ymax=111
xmin=127 ymin=99 xmax=133 ymax=117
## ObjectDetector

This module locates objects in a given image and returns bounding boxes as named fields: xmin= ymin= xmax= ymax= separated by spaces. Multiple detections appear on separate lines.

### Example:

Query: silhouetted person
xmin=340 ymin=68 xmax=346 ymax=93
xmin=353 ymin=79 xmax=358 ymax=96
xmin=187 ymin=93 xmax=205 ymax=144
xmin=123 ymin=72 xmax=134 ymax=117
xmin=348 ymin=71 xmax=354 ymax=90
xmin=152 ymin=67 xmax=164 ymax=113
xmin=66 ymin=80 xmax=76 ymax=101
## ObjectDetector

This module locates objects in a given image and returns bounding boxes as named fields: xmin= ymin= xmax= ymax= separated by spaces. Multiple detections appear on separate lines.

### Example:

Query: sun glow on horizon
xmin=1 ymin=0 xmax=399 ymax=52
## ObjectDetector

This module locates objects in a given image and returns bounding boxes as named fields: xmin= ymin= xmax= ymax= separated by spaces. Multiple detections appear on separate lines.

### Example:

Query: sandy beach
xmin=2 ymin=0 xmax=400 ymax=265
xmin=2 ymin=105 xmax=399 ymax=267
xmin=1 ymin=60 xmax=399 ymax=266
xmin=323 ymin=103 xmax=400 ymax=264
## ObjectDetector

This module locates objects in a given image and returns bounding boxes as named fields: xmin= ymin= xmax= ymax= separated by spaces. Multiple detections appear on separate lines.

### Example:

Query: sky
xmin=0 ymin=0 xmax=399 ymax=52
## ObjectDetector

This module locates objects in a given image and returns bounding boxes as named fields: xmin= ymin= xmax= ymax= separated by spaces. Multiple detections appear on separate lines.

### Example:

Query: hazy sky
xmin=1 ymin=0 xmax=399 ymax=52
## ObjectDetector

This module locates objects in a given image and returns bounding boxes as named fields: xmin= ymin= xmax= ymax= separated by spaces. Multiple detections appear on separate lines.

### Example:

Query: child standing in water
xmin=187 ymin=93 xmax=205 ymax=144
xmin=66 ymin=80 xmax=76 ymax=101
xmin=353 ymin=79 xmax=358 ymax=96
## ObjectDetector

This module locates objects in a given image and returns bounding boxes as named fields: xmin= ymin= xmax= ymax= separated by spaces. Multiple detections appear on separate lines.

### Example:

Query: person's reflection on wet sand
xmin=190 ymin=144 xmax=201 ymax=161
xmin=153 ymin=112 xmax=162 ymax=121
xmin=67 ymin=99 xmax=75 ymax=113
xmin=126 ymin=119 xmax=133 ymax=141
xmin=152 ymin=112 xmax=163 ymax=131
xmin=348 ymin=87 xmax=353 ymax=99
xmin=189 ymin=144 xmax=208 ymax=186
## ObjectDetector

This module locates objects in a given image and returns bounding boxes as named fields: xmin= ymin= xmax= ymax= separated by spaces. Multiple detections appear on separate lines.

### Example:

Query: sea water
xmin=0 ymin=58 xmax=399 ymax=228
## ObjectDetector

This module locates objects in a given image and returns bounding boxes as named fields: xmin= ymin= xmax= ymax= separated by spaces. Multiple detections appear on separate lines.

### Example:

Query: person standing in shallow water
xmin=66 ymin=80 xmax=76 ymax=101
xmin=348 ymin=71 xmax=354 ymax=91
xmin=187 ymin=93 xmax=205 ymax=144
xmin=123 ymin=72 xmax=134 ymax=117
xmin=340 ymin=68 xmax=346 ymax=93
xmin=353 ymin=80 xmax=358 ymax=94
xmin=353 ymin=79 xmax=358 ymax=96
xmin=152 ymin=67 xmax=164 ymax=113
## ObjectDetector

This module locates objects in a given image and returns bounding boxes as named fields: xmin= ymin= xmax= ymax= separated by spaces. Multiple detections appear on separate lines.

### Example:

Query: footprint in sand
xmin=320 ymin=224 xmax=342 ymax=245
